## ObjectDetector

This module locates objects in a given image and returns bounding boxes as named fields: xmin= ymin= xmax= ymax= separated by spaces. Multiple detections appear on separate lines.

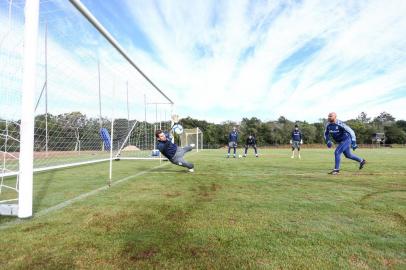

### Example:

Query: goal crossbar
xmin=68 ymin=0 xmax=173 ymax=105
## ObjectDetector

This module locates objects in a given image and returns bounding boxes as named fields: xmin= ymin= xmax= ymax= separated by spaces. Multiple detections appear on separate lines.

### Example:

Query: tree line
xmin=1 ymin=111 xmax=405 ymax=152
xmin=0 ymin=112 xmax=169 ymax=152
xmin=179 ymin=112 xmax=406 ymax=148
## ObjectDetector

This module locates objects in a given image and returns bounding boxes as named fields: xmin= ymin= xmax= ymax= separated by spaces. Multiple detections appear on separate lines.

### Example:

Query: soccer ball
xmin=172 ymin=124 xmax=184 ymax=135
xmin=238 ymin=154 xmax=242 ymax=158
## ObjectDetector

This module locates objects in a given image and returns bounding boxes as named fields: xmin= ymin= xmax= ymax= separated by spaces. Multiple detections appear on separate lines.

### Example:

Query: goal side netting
xmin=0 ymin=0 xmax=174 ymax=217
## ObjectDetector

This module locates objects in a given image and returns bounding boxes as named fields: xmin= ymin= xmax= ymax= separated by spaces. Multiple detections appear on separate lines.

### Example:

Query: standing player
xmin=227 ymin=126 xmax=239 ymax=158
xmin=324 ymin=112 xmax=366 ymax=175
xmin=290 ymin=124 xmax=303 ymax=159
xmin=155 ymin=130 xmax=195 ymax=172
xmin=243 ymin=134 xmax=258 ymax=157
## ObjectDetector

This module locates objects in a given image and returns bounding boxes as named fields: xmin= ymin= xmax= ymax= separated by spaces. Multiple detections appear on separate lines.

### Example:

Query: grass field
xmin=0 ymin=148 xmax=405 ymax=269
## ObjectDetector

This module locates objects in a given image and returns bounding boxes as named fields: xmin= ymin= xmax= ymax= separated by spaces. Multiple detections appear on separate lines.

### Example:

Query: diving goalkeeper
xmin=155 ymin=130 xmax=195 ymax=172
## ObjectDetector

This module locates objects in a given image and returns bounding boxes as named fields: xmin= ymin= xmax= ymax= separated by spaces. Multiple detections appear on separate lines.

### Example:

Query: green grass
xmin=0 ymin=148 xmax=405 ymax=269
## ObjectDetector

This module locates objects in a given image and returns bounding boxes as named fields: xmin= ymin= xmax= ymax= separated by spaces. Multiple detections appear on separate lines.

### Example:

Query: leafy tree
xmin=357 ymin=112 xmax=370 ymax=123
xmin=204 ymin=123 xmax=223 ymax=148
xmin=240 ymin=117 xmax=262 ymax=139
xmin=34 ymin=113 xmax=60 ymax=151
xmin=114 ymin=118 xmax=131 ymax=143
xmin=372 ymin=112 xmax=396 ymax=131
xmin=396 ymin=120 xmax=406 ymax=133
xmin=297 ymin=122 xmax=317 ymax=143
xmin=384 ymin=126 xmax=406 ymax=144
xmin=53 ymin=112 xmax=83 ymax=151
xmin=0 ymin=119 xmax=20 ymax=151
xmin=4 ymin=111 xmax=406 ymax=151
xmin=346 ymin=119 xmax=367 ymax=143
xmin=313 ymin=122 xmax=325 ymax=143
xmin=277 ymin=116 xmax=291 ymax=124
xmin=267 ymin=122 xmax=285 ymax=144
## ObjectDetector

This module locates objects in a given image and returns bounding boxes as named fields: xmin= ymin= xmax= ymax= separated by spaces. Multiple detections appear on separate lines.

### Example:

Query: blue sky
xmin=1 ymin=0 xmax=406 ymax=123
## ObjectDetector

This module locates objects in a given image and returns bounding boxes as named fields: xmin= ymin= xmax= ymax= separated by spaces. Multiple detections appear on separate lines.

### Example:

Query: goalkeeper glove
xmin=327 ymin=141 xmax=333 ymax=148
xmin=300 ymin=139 xmax=303 ymax=144
xmin=351 ymin=141 xmax=358 ymax=150
xmin=289 ymin=140 xmax=292 ymax=144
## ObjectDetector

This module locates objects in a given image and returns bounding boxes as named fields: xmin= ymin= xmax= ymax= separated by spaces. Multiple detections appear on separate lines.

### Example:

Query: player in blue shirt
xmin=155 ymin=130 xmax=194 ymax=172
xmin=227 ymin=127 xmax=239 ymax=158
xmin=243 ymin=134 xmax=258 ymax=157
xmin=290 ymin=124 xmax=303 ymax=159
xmin=324 ymin=112 xmax=366 ymax=175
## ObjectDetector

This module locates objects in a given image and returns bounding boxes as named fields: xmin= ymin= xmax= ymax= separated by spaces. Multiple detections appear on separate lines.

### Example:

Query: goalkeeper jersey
xmin=324 ymin=120 xmax=356 ymax=143
xmin=229 ymin=131 xmax=238 ymax=142
xmin=156 ymin=132 xmax=177 ymax=160
xmin=291 ymin=130 xmax=302 ymax=141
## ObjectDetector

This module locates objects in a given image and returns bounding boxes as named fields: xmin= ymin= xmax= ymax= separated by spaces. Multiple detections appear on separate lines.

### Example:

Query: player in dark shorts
xmin=243 ymin=134 xmax=258 ymax=157
xmin=290 ymin=124 xmax=303 ymax=159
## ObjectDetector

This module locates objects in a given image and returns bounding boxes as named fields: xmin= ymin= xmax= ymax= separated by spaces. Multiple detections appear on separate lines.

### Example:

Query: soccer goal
xmin=180 ymin=128 xmax=203 ymax=152
xmin=0 ymin=0 xmax=174 ymax=217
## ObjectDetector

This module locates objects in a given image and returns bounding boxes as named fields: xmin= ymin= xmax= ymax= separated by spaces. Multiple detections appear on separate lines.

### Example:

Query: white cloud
xmin=2 ymin=0 xmax=405 ymax=124
xmin=120 ymin=0 xmax=406 ymax=122
xmin=0 ymin=0 xmax=172 ymax=123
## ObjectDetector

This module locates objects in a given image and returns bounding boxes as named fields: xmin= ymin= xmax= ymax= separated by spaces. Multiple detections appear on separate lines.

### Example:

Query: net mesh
xmin=180 ymin=128 xmax=203 ymax=151
xmin=0 ymin=0 xmax=173 ymax=207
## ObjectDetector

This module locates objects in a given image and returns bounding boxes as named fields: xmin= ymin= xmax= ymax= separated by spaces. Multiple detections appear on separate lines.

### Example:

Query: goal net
xmin=0 ymin=0 xmax=173 ymax=217
xmin=180 ymin=128 xmax=203 ymax=152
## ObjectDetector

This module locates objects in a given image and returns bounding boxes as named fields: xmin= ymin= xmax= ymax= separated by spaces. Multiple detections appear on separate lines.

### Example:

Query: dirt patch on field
xmin=83 ymin=211 xmax=133 ymax=232
xmin=123 ymin=244 xmax=159 ymax=262
xmin=166 ymin=209 xmax=189 ymax=221
xmin=196 ymin=183 xmax=221 ymax=202
xmin=210 ymin=183 xmax=221 ymax=191
xmin=132 ymin=249 xmax=158 ymax=260
xmin=349 ymin=255 xmax=370 ymax=270
xmin=163 ymin=191 xmax=182 ymax=198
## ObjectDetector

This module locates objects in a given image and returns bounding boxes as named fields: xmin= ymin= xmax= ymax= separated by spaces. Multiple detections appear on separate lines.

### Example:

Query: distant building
xmin=372 ymin=133 xmax=385 ymax=145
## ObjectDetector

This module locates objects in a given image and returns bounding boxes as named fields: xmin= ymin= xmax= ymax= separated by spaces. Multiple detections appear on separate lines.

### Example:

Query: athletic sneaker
xmin=188 ymin=169 xmax=194 ymax=173
xmin=190 ymin=144 xmax=195 ymax=148
xmin=243 ymin=154 xmax=247 ymax=157
xmin=328 ymin=169 xmax=340 ymax=175
xmin=255 ymin=154 xmax=258 ymax=158
xmin=359 ymin=159 xmax=366 ymax=170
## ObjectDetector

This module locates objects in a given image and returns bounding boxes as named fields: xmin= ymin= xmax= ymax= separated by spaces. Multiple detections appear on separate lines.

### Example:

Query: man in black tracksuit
xmin=243 ymin=134 xmax=258 ymax=157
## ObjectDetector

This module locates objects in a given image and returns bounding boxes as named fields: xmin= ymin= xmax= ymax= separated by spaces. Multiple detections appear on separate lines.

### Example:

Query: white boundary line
xmin=0 ymin=162 xmax=168 ymax=230
xmin=0 ymin=158 xmax=110 ymax=178
xmin=0 ymin=157 xmax=165 ymax=178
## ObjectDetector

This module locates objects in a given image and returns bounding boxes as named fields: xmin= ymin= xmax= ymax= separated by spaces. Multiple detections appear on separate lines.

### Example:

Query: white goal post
xmin=0 ymin=0 xmax=174 ymax=217
xmin=180 ymin=128 xmax=203 ymax=152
